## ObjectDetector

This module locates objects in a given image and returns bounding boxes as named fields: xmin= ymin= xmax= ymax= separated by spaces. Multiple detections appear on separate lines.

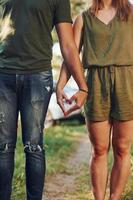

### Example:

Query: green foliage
xmin=45 ymin=124 xmax=85 ymax=174
xmin=71 ymin=0 xmax=87 ymax=17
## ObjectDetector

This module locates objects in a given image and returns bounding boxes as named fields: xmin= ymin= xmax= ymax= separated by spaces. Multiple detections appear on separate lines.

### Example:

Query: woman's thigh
xmin=86 ymin=120 xmax=112 ymax=153
xmin=112 ymin=120 xmax=133 ymax=152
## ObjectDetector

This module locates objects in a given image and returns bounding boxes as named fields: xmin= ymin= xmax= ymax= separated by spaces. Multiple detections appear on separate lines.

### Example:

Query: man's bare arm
xmin=56 ymin=16 xmax=86 ymax=115
xmin=56 ymin=21 xmax=87 ymax=90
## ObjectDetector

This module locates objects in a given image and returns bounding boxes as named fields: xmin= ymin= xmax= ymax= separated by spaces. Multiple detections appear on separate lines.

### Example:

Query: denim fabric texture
xmin=0 ymin=70 xmax=53 ymax=200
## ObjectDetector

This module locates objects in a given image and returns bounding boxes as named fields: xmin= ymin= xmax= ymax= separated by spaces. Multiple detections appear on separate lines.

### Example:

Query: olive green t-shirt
xmin=0 ymin=0 xmax=72 ymax=74
xmin=82 ymin=9 xmax=133 ymax=68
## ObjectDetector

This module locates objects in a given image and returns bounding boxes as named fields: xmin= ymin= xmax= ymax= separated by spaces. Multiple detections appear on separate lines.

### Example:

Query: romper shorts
xmin=84 ymin=66 xmax=133 ymax=121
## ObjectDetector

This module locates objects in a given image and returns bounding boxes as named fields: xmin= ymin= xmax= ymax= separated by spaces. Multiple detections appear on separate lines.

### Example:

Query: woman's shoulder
xmin=74 ymin=14 xmax=84 ymax=28
xmin=74 ymin=12 xmax=89 ymax=31
xmin=74 ymin=9 xmax=91 ymax=24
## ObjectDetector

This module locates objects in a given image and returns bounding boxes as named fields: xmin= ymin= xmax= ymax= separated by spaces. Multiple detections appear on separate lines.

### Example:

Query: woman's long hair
xmin=90 ymin=0 xmax=132 ymax=21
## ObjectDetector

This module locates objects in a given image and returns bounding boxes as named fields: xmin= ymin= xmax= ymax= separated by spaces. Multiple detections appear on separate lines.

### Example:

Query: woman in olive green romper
xmin=56 ymin=0 xmax=133 ymax=199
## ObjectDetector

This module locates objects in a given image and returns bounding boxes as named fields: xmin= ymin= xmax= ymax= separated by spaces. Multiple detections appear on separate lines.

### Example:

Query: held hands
xmin=56 ymin=87 xmax=88 ymax=117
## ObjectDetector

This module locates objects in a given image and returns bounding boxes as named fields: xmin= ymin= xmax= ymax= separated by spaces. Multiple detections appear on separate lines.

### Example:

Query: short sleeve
xmin=54 ymin=0 xmax=72 ymax=25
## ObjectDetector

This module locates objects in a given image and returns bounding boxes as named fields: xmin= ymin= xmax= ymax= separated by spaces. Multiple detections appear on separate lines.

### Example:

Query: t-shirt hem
xmin=54 ymin=19 xmax=73 ymax=25
xmin=0 ymin=66 xmax=52 ymax=74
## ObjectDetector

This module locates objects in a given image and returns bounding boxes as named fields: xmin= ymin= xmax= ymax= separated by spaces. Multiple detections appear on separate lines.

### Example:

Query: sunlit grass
xmin=45 ymin=125 xmax=85 ymax=174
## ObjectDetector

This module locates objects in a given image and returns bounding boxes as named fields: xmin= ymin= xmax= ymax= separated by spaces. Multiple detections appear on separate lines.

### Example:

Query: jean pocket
xmin=38 ymin=70 xmax=53 ymax=85
xmin=31 ymin=70 xmax=53 ymax=103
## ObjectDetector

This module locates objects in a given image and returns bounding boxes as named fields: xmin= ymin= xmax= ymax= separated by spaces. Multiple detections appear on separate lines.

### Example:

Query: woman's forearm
xmin=57 ymin=61 xmax=71 ymax=89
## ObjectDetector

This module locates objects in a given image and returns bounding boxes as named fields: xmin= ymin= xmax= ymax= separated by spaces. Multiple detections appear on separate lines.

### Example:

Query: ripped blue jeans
xmin=0 ymin=70 xmax=53 ymax=200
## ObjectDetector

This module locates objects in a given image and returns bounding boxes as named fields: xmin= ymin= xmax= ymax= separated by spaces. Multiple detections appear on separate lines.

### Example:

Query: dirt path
xmin=43 ymin=134 xmax=92 ymax=200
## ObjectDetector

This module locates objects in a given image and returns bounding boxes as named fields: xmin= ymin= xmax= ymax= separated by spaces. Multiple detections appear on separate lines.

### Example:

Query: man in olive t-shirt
xmin=0 ymin=0 xmax=87 ymax=199
xmin=0 ymin=0 xmax=72 ymax=73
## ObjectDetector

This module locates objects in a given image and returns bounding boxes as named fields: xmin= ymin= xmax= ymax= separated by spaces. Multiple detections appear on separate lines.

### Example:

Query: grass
xmin=11 ymin=121 xmax=85 ymax=200
xmin=65 ymin=163 xmax=93 ymax=200
xmin=45 ymin=122 xmax=85 ymax=175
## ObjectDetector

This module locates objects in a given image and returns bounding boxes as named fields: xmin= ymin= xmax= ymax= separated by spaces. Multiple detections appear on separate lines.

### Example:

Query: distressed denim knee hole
xmin=24 ymin=142 xmax=43 ymax=153
xmin=0 ymin=112 xmax=5 ymax=124
xmin=0 ymin=143 xmax=15 ymax=153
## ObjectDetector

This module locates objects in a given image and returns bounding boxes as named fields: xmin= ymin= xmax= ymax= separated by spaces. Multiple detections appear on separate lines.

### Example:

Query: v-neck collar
xmin=88 ymin=8 xmax=117 ymax=27
xmin=94 ymin=13 xmax=117 ymax=27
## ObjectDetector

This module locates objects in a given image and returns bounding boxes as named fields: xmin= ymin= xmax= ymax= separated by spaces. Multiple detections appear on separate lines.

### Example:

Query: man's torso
xmin=0 ymin=0 xmax=72 ymax=74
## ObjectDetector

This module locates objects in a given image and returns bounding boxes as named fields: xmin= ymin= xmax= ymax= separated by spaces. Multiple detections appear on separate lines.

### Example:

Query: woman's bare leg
xmin=86 ymin=120 xmax=111 ymax=200
xmin=110 ymin=120 xmax=133 ymax=200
